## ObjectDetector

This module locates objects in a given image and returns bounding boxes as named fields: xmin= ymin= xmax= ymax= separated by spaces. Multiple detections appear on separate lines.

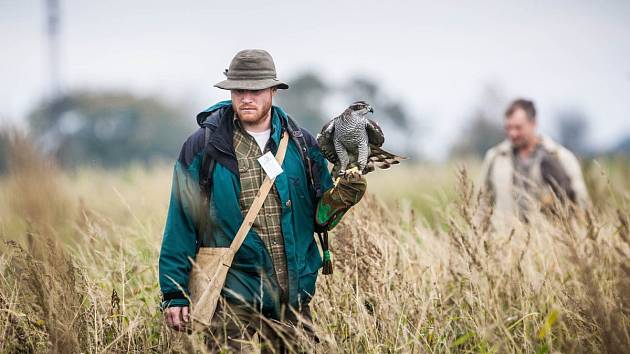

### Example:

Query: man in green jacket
xmin=159 ymin=49 xmax=365 ymax=351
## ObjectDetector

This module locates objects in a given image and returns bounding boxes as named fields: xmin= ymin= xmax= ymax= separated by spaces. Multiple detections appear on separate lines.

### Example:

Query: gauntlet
xmin=315 ymin=172 xmax=367 ymax=231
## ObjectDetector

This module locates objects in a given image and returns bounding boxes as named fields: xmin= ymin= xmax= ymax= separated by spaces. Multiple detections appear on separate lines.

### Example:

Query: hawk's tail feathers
xmin=365 ymin=146 xmax=406 ymax=173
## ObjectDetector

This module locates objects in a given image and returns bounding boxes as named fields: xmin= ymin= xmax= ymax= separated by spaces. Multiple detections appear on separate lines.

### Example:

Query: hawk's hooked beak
xmin=368 ymin=106 xmax=374 ymax=113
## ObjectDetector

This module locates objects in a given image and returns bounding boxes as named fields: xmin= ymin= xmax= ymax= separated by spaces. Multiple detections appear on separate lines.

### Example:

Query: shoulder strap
xmin=199 ymin=126 xmax=215 ymax=198
xmin=285 ymin=116 xmax=322 ymax=198
xmin=223 ymin=131 xmax=290 ymax=264
xmin=196 ymin=126 xmax=216 ymax=244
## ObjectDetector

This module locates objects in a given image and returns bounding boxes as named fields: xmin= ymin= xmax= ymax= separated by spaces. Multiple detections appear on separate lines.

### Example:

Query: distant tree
xmin=274 ymin=72 xmax=329 ymax=135
xmin=611 ymin=135 xmax=630 ymax=155
xmin=344 ymin=77 xmax=379 ymax=104
xmin=0 ymin=127 xmax=8 ymax=173
xmin=450 ymin=112 xmax=505 ymax=158
xmin=556 ymin=110 xmax=589 ymax=155
xmin=27 ymin=90 xmax=193 ymax=167
xmin=450 ymin=85 xmax=506 ymax=158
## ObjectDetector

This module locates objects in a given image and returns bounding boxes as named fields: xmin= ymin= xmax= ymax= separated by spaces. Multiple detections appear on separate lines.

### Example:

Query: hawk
xmin=317 ymin=101 xmax=405 ymax=178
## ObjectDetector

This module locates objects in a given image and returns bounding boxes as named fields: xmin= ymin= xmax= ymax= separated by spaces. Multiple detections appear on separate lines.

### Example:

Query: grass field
xmin=0 ymin=137 xmax=629 ymax=353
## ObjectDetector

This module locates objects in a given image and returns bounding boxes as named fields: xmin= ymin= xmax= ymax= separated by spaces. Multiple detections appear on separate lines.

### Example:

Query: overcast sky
xmin=1 ymin=0 xmax=629 ymax=159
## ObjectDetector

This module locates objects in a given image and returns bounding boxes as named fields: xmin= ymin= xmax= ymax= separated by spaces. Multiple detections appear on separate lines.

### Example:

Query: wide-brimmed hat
xmin=214 ymin=49 xmax=289 ymax=90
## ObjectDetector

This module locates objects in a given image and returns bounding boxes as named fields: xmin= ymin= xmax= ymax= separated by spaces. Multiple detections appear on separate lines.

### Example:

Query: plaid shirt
xmin=232 ymin=117 xmax=288 ymax=294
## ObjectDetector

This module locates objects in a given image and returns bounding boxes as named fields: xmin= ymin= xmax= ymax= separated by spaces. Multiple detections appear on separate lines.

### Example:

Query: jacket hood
xmin=196 ymin=100 xmax=233 ymax=127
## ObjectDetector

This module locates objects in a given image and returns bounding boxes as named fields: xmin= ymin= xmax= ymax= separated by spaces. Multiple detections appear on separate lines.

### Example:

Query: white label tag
xmin=257 ymin=151 xmax=283 ymax=179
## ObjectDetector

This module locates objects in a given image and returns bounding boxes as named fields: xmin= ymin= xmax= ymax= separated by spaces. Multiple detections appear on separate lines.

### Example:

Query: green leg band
xmin=323 ymin=250 xmax=331 ymax=262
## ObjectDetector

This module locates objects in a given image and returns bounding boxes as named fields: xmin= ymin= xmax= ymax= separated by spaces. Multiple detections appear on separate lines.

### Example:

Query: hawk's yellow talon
xmin=333 ymin=177 xmax=341 ymax=189
xmin=346 ymin=167 xmax=360 ymax=175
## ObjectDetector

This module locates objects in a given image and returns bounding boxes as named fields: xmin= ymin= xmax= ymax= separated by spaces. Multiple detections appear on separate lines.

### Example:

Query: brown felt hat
xmin=214 ymin=49 xmax=289 ymax=90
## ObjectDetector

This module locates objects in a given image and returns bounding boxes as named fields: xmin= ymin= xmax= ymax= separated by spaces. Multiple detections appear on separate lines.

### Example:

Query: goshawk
xmin=317 ymin=101 xmax=405 ymax=178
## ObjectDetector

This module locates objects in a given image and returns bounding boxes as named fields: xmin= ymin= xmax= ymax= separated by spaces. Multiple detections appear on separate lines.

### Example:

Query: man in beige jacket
xmin=479 ymin=99 xmax=589 ymax=223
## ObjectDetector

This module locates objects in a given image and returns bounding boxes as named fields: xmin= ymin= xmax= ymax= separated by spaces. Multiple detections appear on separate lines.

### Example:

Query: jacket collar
xmin=195 ymin=101 xmax=289 ymax=175
xmin=496 ymin=135 xmax=560 ymax=156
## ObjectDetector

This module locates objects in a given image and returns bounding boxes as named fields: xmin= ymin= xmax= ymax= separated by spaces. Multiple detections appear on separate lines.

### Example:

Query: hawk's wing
xmin=364 ymin=119 xmax=405 ymax=174
xmin=366 ymin=119 xmax=385 ymax=147
xmin=317 ymin=118 xmax=338 ymax=164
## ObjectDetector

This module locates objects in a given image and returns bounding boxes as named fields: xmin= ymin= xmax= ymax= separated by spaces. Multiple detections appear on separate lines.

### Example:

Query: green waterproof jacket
xmin=159 ymin=101 xmax=333 ymax=319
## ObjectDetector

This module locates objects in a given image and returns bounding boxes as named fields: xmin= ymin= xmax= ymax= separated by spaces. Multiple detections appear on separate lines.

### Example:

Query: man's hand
xmin=164 ymin=305 xmax=190 ymax=331
xmin=334 ymin=171 xmax=367 ymax=207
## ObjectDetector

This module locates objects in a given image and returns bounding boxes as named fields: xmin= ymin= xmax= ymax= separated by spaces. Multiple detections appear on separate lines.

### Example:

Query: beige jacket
xmin=478 ymin=136 xmax=590 ymax=220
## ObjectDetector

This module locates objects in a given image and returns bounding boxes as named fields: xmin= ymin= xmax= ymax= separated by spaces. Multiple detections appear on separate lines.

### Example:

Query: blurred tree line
xmin=13 ymin=91 xmax=194 ymax=169
xmin=1 ymin=78 xmax=628 ymax=173
xmin=0 ymin=73 xmax=420 ymax=172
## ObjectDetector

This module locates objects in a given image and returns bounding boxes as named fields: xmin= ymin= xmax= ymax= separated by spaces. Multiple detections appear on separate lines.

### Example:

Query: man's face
xmin=504 ymin=108 xmax=537 ymax=149
xmin=231 ymin=88 xmax=276 ymax=125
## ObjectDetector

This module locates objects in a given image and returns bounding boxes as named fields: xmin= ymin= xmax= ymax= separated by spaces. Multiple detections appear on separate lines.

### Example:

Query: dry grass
xmin=0 ymin=134 xmax=628 ymax=353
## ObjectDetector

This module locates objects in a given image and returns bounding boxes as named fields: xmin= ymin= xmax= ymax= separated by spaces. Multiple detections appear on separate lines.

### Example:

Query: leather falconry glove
xmin=315 ymin=172 xmax=367 ymax=232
